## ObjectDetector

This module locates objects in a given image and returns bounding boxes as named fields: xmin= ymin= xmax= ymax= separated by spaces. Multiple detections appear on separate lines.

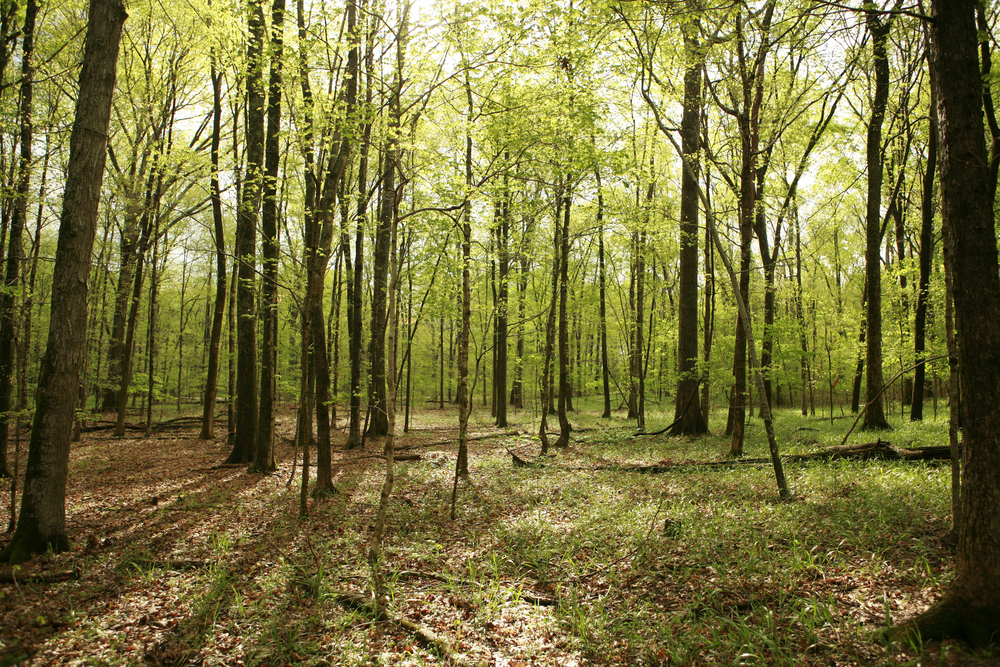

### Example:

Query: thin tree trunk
xmin=596 ymin=170 xmax=611 ymax=419
xmin=144 ymin=217 xmax=161 ymax=438
xmin=538 ymin=191 xmax=561 ymax=455
xmin=199 ymin=55 xmax=227 ymax=441
xmin=455 ymin=70 xmax=473 ymax=477
xmin=556 ymin=189 xmax=572 ymax=447
xmin=911 ymin=92 xmax=937 ymax=421
xmin=255 ymin=0 xmax=285 ymax=473
xmin=861 ymin=7 xmax=891 ymax=431
xmin=0 ymin=0 xmax=37 ymax=477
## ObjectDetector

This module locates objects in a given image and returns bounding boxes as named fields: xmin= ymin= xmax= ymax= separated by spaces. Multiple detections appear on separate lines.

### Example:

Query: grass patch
xmin=1 ymin=403 xmax=990 ymax=666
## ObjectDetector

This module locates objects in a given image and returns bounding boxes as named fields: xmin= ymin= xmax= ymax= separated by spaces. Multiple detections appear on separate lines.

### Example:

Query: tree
xmin=198 ymin=51 xmax=227 ymax=441
xmin=894 ymin=0 xmax=1000 ymax=644
xmin=0 ymin=0 xmax=38 ymax=478
xmin=0 ymin=0 xmax=126 ymax=563
xmin=860 ymin=3 xmax=892 ymax=431
xmin=226 ymin=0 xmax=265 ymax=465
xmin=670 ymin=8 xmax=708 ymax=435
xmin=254 ymin=0 xmax=285 ymax=473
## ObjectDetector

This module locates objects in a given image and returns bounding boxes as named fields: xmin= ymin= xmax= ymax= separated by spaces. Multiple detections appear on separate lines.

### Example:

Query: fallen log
xmin=512 ymin=441 xmax=957 ymax=474
xmin=335 ymin=591 xmax=466 ymax=662
xmin=395 ymin=430 xmax=522 ymax=451
xmin=0 ymin=569 xmax=78 ymax=585
xmin=784 ymin=440 xmax=957 ymax=462
xmin=126 ymin=559 xmax=208 ymax=570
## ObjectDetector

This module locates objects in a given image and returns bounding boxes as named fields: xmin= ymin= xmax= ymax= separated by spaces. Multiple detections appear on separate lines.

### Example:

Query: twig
xmin=839 ymin=354 xmax=947 ymax=448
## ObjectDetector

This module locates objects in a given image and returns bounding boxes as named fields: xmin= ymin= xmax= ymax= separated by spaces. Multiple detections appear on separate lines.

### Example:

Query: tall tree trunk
xmin=367 ymin=112 xmax=398 ymax=438
xmin=227 ymin=256 xmax=237 ymax=448
xmin=144 ymin=218 xmax=161 ymax=437
xmin=701 ymin=197 xmax=715 ymax=426
xmin=596 ymin=170 xmax=611 ymax=419
xmin=539 ymin=193 xmax=562 ymax=455
xmin=226 ymin=0 xmax=266 ymax=464
xmin=555 ymin=189 xmax=572 ymax=447
xmin=254 ymin=0 xmax=284 ymax=472
xmin=0 ymin=0 xmax=125 ymax=563
xmin=899 ymin=0 xmax=1000 ymax=643
xmin=510 ymin=222 xmax=529 ymax=410
xmin=728 ymin=162 xmax=753 ymax=454
xmin=0 ymin=0 xmax=37 ymax=477
xmin=911 ymin=93 xmax=937 ymax=421
xmin=861 ymin=7 xmax=891 ymax=431
xmin=199 ymin=56 xmax=227 ymax=441
xmin=455 ymin=70 xmax=473 ymax=476
xmin=494 ymin=190 xmax=509 ymax=428
xmin=671 ymin=47 xmax=707 ymax=435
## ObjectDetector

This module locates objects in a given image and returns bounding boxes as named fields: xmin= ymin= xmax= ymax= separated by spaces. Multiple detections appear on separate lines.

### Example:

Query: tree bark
xmin=199 ymin=56 xmax=227 ymax=441
xmin=555 ymin=189 xmax=572 ymax=447
xmin=0 ymin=0 xmax=37 ymax=478
xmin=0 ymin=0 xmax=125 ymax=563
xmin=455 ymin=68 xmax=474 ymax=476
xmin=897 ymin=0 xmax=1000 ymax=644
xmin=254 ymin=0 xmax=285 ymax=473
xmin=670 ymin=46 xmax=707 ymax=435
xmin=861 ymin=7 xmax=891 ymax=431
xmin=227 ymin=0 xmax=266 ymax=464
xmin=911 ymin=92 xmax=936 ymax=421
xmin=494 ymin=190 xmax=509 ymax=428
xmin=538 ymin=189 xmax=562 ymax=455
xmin=596 ymin=170 xmax=611 ymax=419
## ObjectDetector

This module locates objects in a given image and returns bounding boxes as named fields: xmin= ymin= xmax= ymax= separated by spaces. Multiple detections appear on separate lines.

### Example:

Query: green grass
xmin=14 ymin=400 xmax=987 ymax=666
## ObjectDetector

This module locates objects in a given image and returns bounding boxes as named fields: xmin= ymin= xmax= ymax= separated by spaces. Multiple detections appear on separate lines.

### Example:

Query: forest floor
xmin=0 ymin=399 xmax=997 ymax=666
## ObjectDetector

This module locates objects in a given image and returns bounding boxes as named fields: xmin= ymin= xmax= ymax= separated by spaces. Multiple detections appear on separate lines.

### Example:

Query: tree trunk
xmin=494 ymin=191 xmax=509 ymax=428
xmin=253 ymin=0 xmax=284 ymax=472
xmin=144 ymin=218 xmax=161 ymax=437
xmin=227 ymin=0 xmax=266 ymax=464
xmin=670 ymin=49 xmax=707 ymax=435
xmin=555 ymin=190 xmax=572 ymax=447
xmin=199 ymin=56 xmax=227 ymax=441
xmin=911 ymin=92 xmax=936 ymax=422
xmin=0 ymin=0 xmax=125 ymax=563
xmin=898 ymin=0 xmax=1000 ymax=643
xmin=345 ymin=34 xmax=370 ymax=450
xmin=538 ymin=190 xmax=561 ymax=455
xmin=367 ymin=131 xmax=396 ymax=438
xmin=455 ymin=70 xmax=474 ymax=476
xmin=596 ymin=170 xmax=611 ymax=419
xmin=0 ymin=0 xmax=36 ymax=478
xmin=861 ymin=7 xmax=891 ymax=431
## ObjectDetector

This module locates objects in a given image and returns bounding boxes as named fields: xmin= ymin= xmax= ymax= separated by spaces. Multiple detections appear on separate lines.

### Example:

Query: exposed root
xmin=888 ymin=596 xmax=1000 ymax=648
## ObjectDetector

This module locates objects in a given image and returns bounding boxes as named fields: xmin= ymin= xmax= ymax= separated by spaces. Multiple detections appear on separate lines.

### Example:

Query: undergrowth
xmin=1 ymin=400 xmax=990 ymax=666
